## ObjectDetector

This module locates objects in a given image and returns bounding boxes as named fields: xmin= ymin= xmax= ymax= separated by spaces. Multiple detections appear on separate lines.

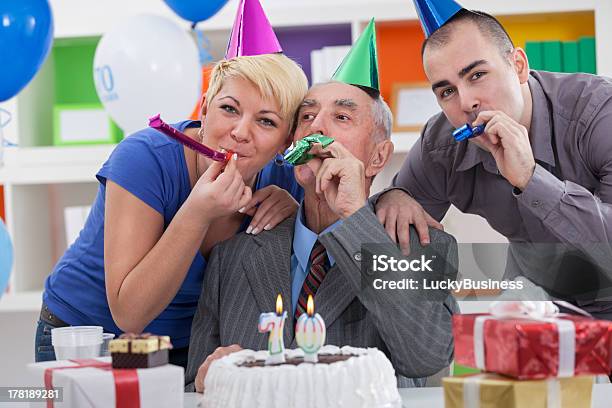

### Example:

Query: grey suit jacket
xmin=185 ymin=204 xmax=458 ymax=391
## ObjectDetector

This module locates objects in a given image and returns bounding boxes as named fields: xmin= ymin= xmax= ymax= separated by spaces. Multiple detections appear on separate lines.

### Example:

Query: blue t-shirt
xmin=43 ymin=120 xmax=303 ymax=348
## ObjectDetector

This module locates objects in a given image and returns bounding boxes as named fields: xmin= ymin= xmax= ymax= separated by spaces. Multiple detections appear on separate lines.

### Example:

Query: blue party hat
xmin=412 ymin=0 xmax=463 ymax=38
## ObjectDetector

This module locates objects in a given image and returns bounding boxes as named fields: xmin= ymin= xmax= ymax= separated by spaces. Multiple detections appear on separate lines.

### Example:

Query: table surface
xmin=184 ymin=383 xmax=612 ymax=407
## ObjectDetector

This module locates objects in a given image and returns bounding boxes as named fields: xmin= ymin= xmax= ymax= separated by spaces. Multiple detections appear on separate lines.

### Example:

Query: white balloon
xmin=93 ymin=14 xmax=201 ymax=134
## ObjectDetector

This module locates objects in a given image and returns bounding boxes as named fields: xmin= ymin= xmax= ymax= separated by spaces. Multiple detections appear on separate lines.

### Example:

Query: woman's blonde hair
xmin=205 ymin=54 xmax=308 ymax=132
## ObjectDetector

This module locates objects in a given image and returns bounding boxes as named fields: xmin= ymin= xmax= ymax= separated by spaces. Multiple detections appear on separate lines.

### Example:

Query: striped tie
xmin=295 ymin=241 xmax=329 ymax=318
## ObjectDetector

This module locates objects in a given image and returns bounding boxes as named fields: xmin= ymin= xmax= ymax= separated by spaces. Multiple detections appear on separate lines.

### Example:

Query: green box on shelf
xmin=525 ymin=41 xmax=543 ymax=70
xmin=542 ymin=41 xmax=563 ymax=72
xmin=52 ymin=37 xmax=123 ymax=146
xmin=578 ymin=36 xmax=597 ymax=74
xmin=53 ymin=103 xmax=123 ymax=146
xmin=562 ymin=41 xmax=579 ymax=73
xmin=53 ymin=37 xmax=101 ymax=104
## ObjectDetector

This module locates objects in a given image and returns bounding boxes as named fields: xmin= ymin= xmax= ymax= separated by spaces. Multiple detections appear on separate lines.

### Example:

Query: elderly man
xmin=184 ymin=78 xmax=459 ymax=392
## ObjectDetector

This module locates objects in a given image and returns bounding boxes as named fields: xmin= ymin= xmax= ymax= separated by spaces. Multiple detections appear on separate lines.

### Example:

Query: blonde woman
xmin=37 ymin=54 xmax=308 ymax=369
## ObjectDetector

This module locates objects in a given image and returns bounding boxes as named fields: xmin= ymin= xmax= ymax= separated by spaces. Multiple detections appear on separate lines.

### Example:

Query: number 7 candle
xmin=258 ymin=294 xmax=287 ymax=364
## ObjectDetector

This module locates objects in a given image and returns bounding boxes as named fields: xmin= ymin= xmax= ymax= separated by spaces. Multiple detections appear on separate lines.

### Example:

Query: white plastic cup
xmin=51 ymin=326 xmax=103 ymax=360
xmin=100 ymin=333 xmax=116 ymax=357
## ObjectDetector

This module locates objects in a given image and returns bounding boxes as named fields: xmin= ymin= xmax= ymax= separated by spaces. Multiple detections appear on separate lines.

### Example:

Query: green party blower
xmin=284 ymin=134 xmax=335 ymax=165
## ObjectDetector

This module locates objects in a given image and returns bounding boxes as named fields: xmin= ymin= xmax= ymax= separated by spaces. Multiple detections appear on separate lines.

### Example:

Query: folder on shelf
xmin=562 ymin=41 xmax=579 ymax=73
xmin=0 ymin=186 xmax=4 ymax=221
xmin=542 ymin=41 xmax=563 ymax=72
xmin=310 ymin=49 xmax=324 ymax=85
xmin=310 ymin=45 xmax=351 ymax=85
xmin=53 ymin=104 xmax=122 ymax=146
xmin=64 ymin=206 xmax=91 ymax=247
xmin=579 ymin=36 xmax=596 ymax=74
xmin=525 ymin=41 xmax=543 ymax=70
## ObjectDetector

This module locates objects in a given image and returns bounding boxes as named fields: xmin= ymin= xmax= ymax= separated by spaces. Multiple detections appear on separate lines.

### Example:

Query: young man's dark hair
xmin=421 ymin=9 xmax=515 ymax=59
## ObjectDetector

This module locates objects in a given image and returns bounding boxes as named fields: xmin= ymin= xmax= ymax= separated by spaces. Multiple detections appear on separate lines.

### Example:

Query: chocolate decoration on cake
xmin=239 ymin=353 xmax=358 ymax=367
xmin=109 ymin=333 xmax=172 ymax=369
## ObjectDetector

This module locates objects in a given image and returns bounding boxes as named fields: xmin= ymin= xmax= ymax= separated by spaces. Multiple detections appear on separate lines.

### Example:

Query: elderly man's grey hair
xmin=371 ymin=93 xmax=393 ymax=141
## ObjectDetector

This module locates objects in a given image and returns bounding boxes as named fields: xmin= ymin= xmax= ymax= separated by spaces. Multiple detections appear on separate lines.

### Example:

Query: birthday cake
xmin=199 ymin=345 xmax=402 ymax=408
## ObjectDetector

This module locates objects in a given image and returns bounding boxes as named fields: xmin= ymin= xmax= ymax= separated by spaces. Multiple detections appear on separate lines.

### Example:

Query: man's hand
xmin=195 ymin=344 xmax=242 ymax=393
xmin=375 ymin=189 xmax=444 ymax=255
xmin=239 ymin=185 xmax=299 ymax=234
xmin=309 ymin=142 xmax=367 ymax=219
xmin=471 ymin=111 xmax=536 ymax=190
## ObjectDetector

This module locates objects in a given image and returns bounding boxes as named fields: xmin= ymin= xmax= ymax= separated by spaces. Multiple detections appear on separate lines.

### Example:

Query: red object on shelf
xmin=190 ymin=65 xmax=213 ymax=121
xmin=377 ymin=21 xmax=427 ymax=102
xmin=0 ymin=185 xmax=4 ymax=221
xmin=453 ymin=313 xmax=612 ymax=379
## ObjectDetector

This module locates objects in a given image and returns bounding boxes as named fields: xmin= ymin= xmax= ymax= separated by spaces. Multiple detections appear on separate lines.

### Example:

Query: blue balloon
xmin=0 ymin=220 xmax=13 ymax=299
xmin=0 ymin=0 xmax=54 ymax=102
xmin=163 ymin=0 xmax=229 ymax=23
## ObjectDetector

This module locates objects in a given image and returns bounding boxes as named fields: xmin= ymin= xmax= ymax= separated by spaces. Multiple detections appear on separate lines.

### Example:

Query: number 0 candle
xmin=295 ymin=295 xmax=326 ymax=363
xmin=258 ymin=294 xmax=287 ymax=365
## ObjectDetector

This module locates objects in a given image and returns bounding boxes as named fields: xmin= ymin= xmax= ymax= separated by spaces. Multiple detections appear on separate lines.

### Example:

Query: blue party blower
xmin=452 ymin=123 xmax=485 ymax=142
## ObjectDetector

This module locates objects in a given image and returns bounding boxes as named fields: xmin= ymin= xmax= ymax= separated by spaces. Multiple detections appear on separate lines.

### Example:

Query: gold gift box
xmin=443 ymin=374 xmax=594 ymax=408
xmin=109 ymin=335 xmax=171 ymax=354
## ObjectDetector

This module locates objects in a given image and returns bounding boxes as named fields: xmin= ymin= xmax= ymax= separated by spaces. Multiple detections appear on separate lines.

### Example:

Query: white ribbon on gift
xmin=462 ymin=374 xmax=486 ymax=408
xmin=473 ymin=301 xmax=590 ymax=378
xmin=462 ymin=374 xmax=562 ymax=408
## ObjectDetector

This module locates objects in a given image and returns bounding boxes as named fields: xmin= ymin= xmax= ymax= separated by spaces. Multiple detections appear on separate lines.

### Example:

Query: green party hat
xmin=331 ymin=18 xmax=379 ymax=94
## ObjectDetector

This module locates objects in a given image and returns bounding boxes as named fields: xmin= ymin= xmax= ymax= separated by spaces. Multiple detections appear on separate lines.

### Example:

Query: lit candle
xmin=258 ymin=294 xmax=287 ymax=364
xmin=295 ymin=295 xmax=326 ymax=363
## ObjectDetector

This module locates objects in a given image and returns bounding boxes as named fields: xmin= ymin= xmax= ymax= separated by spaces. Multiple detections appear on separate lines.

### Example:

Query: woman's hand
xmin=239 ymin=185 xmax=299 ymax=234
xmin=189 ymin=153 xmax=253 ymax=221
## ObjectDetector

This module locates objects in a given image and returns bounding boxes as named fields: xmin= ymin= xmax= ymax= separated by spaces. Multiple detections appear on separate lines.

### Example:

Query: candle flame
xmin=276 ymin=294 xmax=283 ymax=315
xmin=307 ymin=294 xmax=314 ymax=316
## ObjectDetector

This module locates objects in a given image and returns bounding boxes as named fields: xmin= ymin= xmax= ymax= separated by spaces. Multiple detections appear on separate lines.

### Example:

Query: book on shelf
xmin=524 ymin=36 xmax=596 ymax=74
xmin=542 ymin=40 xmax=563 ymax=73
xmin=562 ymin=41 xmax=579 ymax=73
xmin=64 ymin=205 xmax=91 ymax=247
xmin=579 ymin=36 xmax=596 ymax=74
xmin=525 ymin=41 xmax=543 ymax=70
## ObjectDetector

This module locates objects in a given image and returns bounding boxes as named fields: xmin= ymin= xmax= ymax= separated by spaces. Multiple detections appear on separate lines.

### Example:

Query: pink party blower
xmin=148 ymin=114 xmax=232 ymax=162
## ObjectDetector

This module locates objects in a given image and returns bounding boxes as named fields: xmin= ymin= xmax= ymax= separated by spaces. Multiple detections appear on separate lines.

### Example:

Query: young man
xmin=377 ymin=4 xmax=612 ymax=315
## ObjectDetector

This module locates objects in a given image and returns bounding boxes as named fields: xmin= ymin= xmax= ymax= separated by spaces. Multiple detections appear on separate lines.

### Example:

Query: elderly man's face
xmin=293 ymin=82 xmax=378 ymax=188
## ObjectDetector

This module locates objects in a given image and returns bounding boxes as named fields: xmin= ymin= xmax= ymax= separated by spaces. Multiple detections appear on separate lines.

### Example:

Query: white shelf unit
xmin=0 ymin=145 xmax=116 ymax=185
xmin=0 ymin=0 xmax=611 ymax=313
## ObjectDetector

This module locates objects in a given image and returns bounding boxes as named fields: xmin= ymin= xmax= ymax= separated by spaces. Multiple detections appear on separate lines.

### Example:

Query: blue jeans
xmin=34 ymin=319 xmax=60 ymax=362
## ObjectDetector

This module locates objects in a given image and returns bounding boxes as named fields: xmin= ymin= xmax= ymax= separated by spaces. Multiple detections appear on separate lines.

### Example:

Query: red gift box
xmin=453 ymin=313 xmax=612 ymax=379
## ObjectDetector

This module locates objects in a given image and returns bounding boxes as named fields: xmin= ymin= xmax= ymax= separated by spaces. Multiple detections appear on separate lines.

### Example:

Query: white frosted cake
xmin=199 ymin=345 xmax=402 ymax=408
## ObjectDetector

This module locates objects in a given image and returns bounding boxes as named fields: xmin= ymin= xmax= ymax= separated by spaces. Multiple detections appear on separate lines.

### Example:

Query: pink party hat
xmin=225 ymin=0 xmax=282 ymax=58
